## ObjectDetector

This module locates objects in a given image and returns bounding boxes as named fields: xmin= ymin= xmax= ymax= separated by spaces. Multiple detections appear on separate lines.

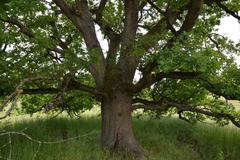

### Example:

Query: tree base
xmin=101 ymin=143 xmax=148 ymax=160
xmin=101 ymin=93 xmax=148 ymax=160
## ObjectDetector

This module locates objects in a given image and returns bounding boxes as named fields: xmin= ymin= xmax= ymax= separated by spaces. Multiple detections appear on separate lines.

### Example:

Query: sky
xmin=218 ymin=16 xmax=240 ymax=43
xmin=217 ymin=16 xmax=240 ymax=64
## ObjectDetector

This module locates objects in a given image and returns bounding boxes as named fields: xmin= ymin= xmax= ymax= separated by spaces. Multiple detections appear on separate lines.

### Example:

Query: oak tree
xmin=1 ymin=0 xmax=240 ymax=159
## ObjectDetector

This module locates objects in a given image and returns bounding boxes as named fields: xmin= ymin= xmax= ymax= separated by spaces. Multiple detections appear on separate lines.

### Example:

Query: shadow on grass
xmin=0 ymin=116 xmax=240 ymax=160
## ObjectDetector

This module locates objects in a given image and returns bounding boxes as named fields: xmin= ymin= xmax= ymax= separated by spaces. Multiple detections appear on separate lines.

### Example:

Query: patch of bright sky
xmin=218 ymin=16 xmax=240 ymax=43
xmin=96 ymin=26 xmax=109 ymax=54
xmin=217 ymin=16 xmax=240 ymax=64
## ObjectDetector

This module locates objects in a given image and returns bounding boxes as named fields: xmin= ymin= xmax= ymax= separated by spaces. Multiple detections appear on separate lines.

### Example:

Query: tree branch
xmin=68 ymin=79 xmax=105 ymax=97
xmin=92 ymin=0 xmax=121 ymax=64
xmin=132 ymin=98 xmax=169 ymax=111
xmin=21 ymin=80 xmax=105 ymax=97
xmin=0 ymin=16 xmax=71 ymax=62
xmin=0 ymin=74 xmax=105 ymax=119
xmin=146 ymin=0 xmax=166 ymax=16
xmin=201 ymin=80 xmax=240 ymax=100
xmin=22 ymin=88 xmax=59 ymax=94
xmin=52 ymin=0 xmax=74 ymax=21
xmin=0 ymin=76 xmax=46 ymax=119
xmin=171 ymin=101 xmax=240 ymax=128
xmin=53 ymin=0 xmax=106 ymax=88
xmin=215 ymin=1 xmax=240 ymax=21
xmin=95 ymin=0 xmax=108 ymax=20
xmin=178 ymin=0 xmax=204 ymax=33
xmin=132 ymin=98 xmax=240 ymax=127
xmin=208 ymin=34 xmax=221 ymax=51
xmin=136 ymin=1 xmax=204 ymax=93
xmin=54 ymin=0 xmax=103 ymax=50
xmin=0 ymin=17 xmax=34 ymax=38
xmin=134 ymin=71 xmax=201 ymax=93
xmin=136 ymin=9 xmax=182 ymax=88
xmin=122 ymin=0 xmax=139 ymax=47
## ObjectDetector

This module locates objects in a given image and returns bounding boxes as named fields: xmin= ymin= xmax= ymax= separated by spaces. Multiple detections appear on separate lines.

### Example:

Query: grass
xmin=230 ymin=100 xmax=240 ymax=110
xmin=0 ymin=115 xmax=240 ymax=160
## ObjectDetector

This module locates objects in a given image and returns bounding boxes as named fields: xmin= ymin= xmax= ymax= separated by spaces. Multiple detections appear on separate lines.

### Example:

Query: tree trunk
xmin=101 ymin=93 xmax=147 ymax=160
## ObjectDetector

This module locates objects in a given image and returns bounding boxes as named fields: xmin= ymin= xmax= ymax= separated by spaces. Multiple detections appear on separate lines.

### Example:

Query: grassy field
xmin=0 ymin=114 xmax=240 ymax=160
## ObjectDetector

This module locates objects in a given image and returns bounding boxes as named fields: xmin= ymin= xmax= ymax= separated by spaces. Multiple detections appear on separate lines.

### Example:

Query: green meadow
xmin=0 ymin=113 xmax=240 ymax=160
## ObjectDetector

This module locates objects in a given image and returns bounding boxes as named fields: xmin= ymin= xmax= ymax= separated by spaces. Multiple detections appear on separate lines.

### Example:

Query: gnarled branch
xmin=132 ymin=98 xmax=240 ymax=128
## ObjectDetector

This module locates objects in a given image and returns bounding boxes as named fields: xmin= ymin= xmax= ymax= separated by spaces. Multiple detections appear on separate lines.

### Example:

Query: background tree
xmin=0 ymin=0 xmax=240 ymax=159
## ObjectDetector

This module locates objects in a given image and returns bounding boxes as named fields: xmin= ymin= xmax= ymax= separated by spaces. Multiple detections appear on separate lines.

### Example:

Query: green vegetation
xmin=1 ymin=0 xmax=240 ymax=158
xmin=0 ymin=115 xmax=240 ymax=160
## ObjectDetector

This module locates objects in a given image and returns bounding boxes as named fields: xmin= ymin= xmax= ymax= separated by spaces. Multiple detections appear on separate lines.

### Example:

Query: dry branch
xmin=0 ymin=130 xmax=99 ymax=144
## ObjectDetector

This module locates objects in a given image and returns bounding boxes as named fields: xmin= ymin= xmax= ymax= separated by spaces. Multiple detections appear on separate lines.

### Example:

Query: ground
xmin=0 ymin=110 xmax=240 ymax=160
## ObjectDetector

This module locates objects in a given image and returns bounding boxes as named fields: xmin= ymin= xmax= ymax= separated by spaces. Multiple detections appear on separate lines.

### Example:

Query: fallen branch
xmin=0 ymin=129 xmax=99 ymax=160
xmin=0 ymin=130 xmax=99 ymax=144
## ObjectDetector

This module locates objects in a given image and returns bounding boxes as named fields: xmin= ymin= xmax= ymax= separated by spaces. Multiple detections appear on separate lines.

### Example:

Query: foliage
xmin=0 ymin=0 xmax=240 ymax=130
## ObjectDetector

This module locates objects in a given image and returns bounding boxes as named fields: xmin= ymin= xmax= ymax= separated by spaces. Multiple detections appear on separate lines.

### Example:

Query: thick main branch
xmin=134 ymin=71 xmax=201 ymax=93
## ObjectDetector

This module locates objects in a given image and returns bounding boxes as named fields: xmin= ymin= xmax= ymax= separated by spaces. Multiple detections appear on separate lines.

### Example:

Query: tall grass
xmin=0 ymin=116 xmax=240 ymax=160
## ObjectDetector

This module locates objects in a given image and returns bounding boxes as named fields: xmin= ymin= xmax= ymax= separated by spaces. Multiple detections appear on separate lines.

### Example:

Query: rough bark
xmin=101 ymin=93 xmax=147 ymax=160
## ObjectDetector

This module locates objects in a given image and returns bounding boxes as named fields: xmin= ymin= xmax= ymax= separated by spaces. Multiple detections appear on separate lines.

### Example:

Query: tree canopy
xmin=0 ymin=0 xmax=240 ymax=158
